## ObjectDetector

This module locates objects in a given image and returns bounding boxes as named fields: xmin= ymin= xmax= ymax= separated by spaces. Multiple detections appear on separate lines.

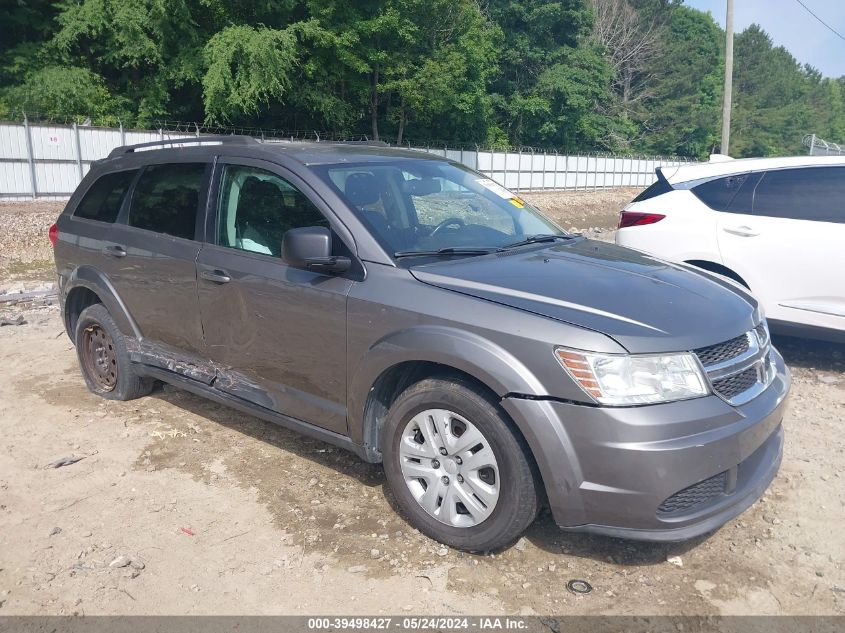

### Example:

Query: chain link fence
xmin=803 ymin=134 xmax=845 ymax=155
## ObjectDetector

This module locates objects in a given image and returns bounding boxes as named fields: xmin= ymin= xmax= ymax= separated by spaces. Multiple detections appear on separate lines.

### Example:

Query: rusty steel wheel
xmin=80 ymin=323 xmax=118 ymax=391
xmin=74 ymin=304 xmax=154 ymax=401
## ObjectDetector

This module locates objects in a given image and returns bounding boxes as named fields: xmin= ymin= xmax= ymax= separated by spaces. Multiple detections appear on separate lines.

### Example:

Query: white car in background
xmin=615 ymin=155 xmax=845 ymax=342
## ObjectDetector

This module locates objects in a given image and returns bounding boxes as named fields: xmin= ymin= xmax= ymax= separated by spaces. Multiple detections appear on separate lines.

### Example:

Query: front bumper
xmin=501 ymin=348 xmax=790 ymax=541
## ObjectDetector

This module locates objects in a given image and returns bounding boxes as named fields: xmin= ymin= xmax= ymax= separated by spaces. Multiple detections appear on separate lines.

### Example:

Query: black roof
xmin=107 ymin=135 xmax=446 ymax=166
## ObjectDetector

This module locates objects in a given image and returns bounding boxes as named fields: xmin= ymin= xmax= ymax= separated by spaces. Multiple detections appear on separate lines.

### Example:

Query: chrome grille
xmin=711 ymin=366 xmax=758 ymax=400
xmin=694 ymin=334 xmax=749 ymax=367
xmin=754 ymin=323 xmax=769 ymax=348
xmin=694 ymin=323 xmax=774 ymax=406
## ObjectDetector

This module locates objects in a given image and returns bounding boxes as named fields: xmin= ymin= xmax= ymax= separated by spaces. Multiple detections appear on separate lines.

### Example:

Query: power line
xmin=794 ymin=0 xmax=845 ymax=43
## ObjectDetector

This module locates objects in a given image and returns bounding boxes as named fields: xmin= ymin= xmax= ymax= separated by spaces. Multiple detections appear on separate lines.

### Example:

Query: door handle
xmin=200 ymin=269 xmax=231 ymax=284
xmin=102 ymin=244 xmax=127 ymax=258
xmin=723 ymin=225 xmax=759 ymax=237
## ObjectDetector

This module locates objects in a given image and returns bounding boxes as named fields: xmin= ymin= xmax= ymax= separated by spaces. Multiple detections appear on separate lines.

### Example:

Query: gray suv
xmin=51 ymin=137 xmax=790 ymax=551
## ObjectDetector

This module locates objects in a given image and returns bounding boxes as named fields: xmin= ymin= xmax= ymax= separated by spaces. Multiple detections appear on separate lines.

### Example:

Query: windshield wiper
xmin=393 ymin=247 xmax=497 ymax=259
xmin=499 ymin=234 xmax=575 ymax=250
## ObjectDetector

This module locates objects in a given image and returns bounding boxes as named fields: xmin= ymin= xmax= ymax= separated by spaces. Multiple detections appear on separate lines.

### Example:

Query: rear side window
xmin=692 ymin=173 xmax=750 ymax=211
xmin=128 ymin=163 xmax=207 ymax=239
xmin=632 ymin=176 xmax=672 ymax=202
xmin=754 ymin=167 xmax=845 ymax=223
xmin=74 ymin=170 xmax=137 ymax=223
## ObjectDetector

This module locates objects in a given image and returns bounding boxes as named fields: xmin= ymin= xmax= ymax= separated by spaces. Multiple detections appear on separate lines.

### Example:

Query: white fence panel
xmin=0 ymin=125 xmax=29 ymax=159
xmin=0 ymin=121 xmax=691 ymax=200
xmin=80 ymin=128 xmax=124 ymax=161
xmin=0 ymin=161 xmax=31 ymax=196
xmin=34 ymin=161 xmax=78 ymax=195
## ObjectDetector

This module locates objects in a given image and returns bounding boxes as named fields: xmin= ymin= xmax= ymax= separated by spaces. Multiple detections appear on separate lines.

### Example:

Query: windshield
xmin=315 ymin=160 xmax=565 ymax=256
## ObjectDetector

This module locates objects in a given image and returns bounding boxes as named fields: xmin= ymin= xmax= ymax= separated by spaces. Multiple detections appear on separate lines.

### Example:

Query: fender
xmin=347 ymin=326 xmax=583 ymax=504
xmin=348 ymin=325 xmax=548 ymax=447
xmin=64 ymin=266 xmax=142 ymax=341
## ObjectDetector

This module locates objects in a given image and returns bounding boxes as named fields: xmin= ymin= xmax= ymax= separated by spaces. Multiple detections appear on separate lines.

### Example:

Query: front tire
xmin=74 ymin=304 xmax=154 ymax=401
xmin=382 ymin=376 xmax=540 ymax=551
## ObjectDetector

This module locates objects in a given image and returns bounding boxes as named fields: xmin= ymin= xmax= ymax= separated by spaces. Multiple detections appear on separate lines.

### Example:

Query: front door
xmin=196 ymin=159 xmax=353 ymax=434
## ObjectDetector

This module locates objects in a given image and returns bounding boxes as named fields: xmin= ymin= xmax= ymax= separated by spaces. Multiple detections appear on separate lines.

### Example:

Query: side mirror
xmin=282 ymin=226 xmax=351 ymax=274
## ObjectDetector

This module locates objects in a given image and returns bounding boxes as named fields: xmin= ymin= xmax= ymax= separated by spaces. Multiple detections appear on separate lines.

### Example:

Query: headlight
xmin=555 ymin=348 xmax=710 ymax=406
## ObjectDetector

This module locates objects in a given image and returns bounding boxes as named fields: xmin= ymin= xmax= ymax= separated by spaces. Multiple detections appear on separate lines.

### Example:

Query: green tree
xmin=487 ymin=0 xmax=614 ymax=149
xmin=3 ymin=0 xmax=845 ymax=157
xmin=39 ymin=0 xmax=204 ymax=125
xmin=202 ymin=24 xmax=299 ymax=123
xmin=2 ymin=65 xmax=127 ymax=122
xmin=640 ymin=5 xmax=722 ymax=158
xmin=732 ymin=25 xmax=815 ymax=156
xmin=303 ymin=0 xmax=496 ymax=143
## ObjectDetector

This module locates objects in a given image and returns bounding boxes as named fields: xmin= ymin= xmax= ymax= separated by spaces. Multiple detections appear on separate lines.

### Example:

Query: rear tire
xmin=382 ymin=376 xmax=540 ymax=551
xmin=74 ymin=304 xmax=154 ymax=401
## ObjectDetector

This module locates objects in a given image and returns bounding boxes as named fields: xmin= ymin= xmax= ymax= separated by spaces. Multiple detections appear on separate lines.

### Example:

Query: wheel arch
xmin=358 ymin=358 xmax=551 ymax=509
xmin=685 ymin=259 xmax=750 ymax=288
xmin=349 ymin=326 xmax=547 ymax=460
xmin=63 ymin=266 xmax=140 ymax=343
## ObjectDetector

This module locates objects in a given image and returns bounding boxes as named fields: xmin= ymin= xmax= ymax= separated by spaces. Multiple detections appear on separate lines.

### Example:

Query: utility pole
xmin=721 ymin=0 xmax=734 ymax=155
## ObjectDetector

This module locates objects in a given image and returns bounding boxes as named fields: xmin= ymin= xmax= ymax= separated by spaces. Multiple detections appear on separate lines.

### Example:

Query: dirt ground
xmin=0 ymin=193 xmax=843 ymax=616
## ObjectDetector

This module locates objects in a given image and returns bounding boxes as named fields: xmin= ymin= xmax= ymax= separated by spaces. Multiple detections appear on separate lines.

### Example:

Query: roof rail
xmin=332 ymin=140 xmax=390 ymax=147
xmin=260 ymin=138 xmax=392 ymax=148
xmin=107 ymin=135 xmax=259 ymax=158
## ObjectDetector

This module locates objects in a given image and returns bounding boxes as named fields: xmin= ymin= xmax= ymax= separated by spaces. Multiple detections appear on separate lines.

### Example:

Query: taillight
xmin=618 ymin=211 xmax=666 ymax=229
xmin=49 ymin=223 xmax=59 ymax=248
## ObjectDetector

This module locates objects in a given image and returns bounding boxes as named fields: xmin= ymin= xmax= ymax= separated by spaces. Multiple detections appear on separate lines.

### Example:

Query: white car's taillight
xmin=618 ymin=211 xmax=665 ymax=229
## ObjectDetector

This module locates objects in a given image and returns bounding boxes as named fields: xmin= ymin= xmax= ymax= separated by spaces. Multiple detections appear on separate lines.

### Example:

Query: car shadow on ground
xmin=772 ymin=334 xmax=845 ymax=372
xmin=149 ymin=384 xmax=385 ymax=489
xmin=521 ymin=509 xmax=714 ymax=564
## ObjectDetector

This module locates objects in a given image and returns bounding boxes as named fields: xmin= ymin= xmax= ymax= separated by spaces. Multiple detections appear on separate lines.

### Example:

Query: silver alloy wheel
xmin=398 ymin=408 xmax=500 ymax=528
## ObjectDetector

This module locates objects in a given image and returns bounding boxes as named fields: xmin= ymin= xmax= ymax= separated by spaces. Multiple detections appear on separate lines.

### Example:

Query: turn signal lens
xmin=618 ymin=211 xmax=665 ymax=229
xmin=554 ymin=350 xmax=604 ymax=400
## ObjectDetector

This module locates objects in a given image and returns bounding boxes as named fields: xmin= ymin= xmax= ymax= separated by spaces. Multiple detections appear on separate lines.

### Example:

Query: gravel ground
xmin=0 ymin=201 xmax=63 ymax=285
xmin=0 ymin=191 xmax=843 ymax=616
xmin=523 ymin=187 xmax=637 ymax=239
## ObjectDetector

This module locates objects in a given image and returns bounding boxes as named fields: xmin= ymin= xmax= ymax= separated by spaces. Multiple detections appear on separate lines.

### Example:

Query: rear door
xmin=717 ymin=166 xmax=845 ymax=329
xmin=196 ymin=158 xmax=354 ymax=434
xmin=57 ymin=168 xmax=138 ymax=282
xmin=107 ymin=160 xmax=211 ymax=357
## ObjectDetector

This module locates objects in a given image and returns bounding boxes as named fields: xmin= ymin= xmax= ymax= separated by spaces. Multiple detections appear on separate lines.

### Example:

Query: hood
xmin=409 ymin=239 xmax=758 ymax=354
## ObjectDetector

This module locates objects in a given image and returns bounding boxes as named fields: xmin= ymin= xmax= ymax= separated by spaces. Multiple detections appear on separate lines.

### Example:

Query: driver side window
xmin=216 ymin=165 xmax=329 ymax=257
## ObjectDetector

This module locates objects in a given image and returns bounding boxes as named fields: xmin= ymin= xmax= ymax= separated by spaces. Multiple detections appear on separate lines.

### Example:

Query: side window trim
xmin=214 ymin=163 xmax=333 ymax=257
xmin=114 ymin=168 xmax=144 ymax=225
xmin=210 ymin=156 xmax=358 ymax=256
xmin=727 ymin=171 xmax=763 ymax=215
xmin=751 ymin=166 xmax=845 ymax=223
xmin=747 ymin=171 xmax=764 ymax=216
xmin=71 ymin=168 xmax=139 ymax=224
xmin=122 ymin=162 xmax=213 ymax=241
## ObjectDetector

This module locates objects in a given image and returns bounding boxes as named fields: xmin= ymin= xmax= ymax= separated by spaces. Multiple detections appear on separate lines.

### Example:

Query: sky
xmin=685 ymin=0 xmax=845 ymax=78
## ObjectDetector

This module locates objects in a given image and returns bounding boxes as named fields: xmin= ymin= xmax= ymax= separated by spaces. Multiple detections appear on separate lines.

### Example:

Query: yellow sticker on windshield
xmin=510 ymin=197 xmax=525 ymax=208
